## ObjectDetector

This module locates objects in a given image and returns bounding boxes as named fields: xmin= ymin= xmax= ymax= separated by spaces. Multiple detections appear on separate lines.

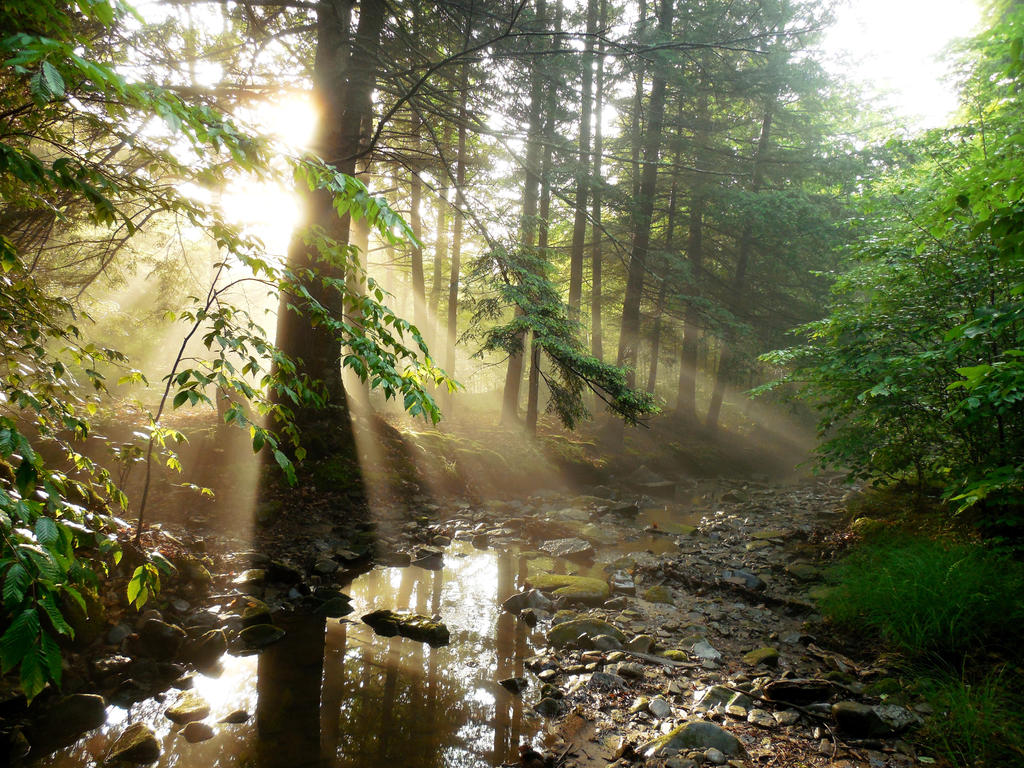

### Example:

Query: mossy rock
xmin=661 ymin=649 xmax=689 ymax=661
xmin=865 ymin=677 xmax=902 ymax=697
xmin=642 ymin=585 xmax=674 ymax=605
xmin=547 ymin=617 xmax=626 ymax=648
xmin=850 ymin=517 xmax=889 ymax=537
xmin=165 ymin=691 xmax=210 ymax=724
xmin=361 ymin=609 xmax=450 ymax=647
xmin=106 ymin=723 xmax=160 ymax=764
xmin=742 ymin=647 xmax=779 ymax=667
xmin=531 ymin=574 xmax=609 ymax=604
xmin=644 ymin=720 xmax=741 ymax=757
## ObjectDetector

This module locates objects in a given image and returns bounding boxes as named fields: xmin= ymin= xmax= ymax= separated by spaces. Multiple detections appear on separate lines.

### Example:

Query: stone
xmin=165 ymin=691 xmax=210 ymax=724
xmin=181 ymin=722 xmax=215 ymax=743
xmin=106 ymin=723 xmax=160 ymax=764
xmin=873 ymin=704 xmax=918 ymax=733
xmin=266 ymin=560 xmax=303 ymax=584
xmin=610 ymin=571 xmax=636 ymax=594
xmin=241 ymin=599 xmax=272 ymax=627
xmin=720 ymin=490 xmax=747 ymax=503
xmin=762 ymin=679 xmax=835 ymax=706
xmin=742 ymin=647 xmax=779 ymax=667
xmin=107 ymin=623 xmax=133 ymax=646
xmin=588 ymin=671 xmax=626 ymax=689
xmin=616 ymin=662 xmax=645 ymax=679
xmin=626 ymin=634 xmax=655 ymax=654
xmin=186 ymin=629 xmax=227 ymax=668
xmin=538 ymin=538 xmax=595 ymax=559
xmin=179 ymin=556 xmax=213 ymax=585
xmin=593 ymin=634 xmax=623 ymax=651
xmin=313 ymin=558 xmax=339 ymax=575
xmin=499 ymin=677 xmax=529 ymax=694
xmin=694 ymin=686 xmax=753 ymax=713
xmin=317 ymin=597 xmax=355 ymax=618
xmin=662 ymin=650 xmax=689 ymax=662
xmin=705 ymin=747 xmax=727 ymax=765
xmin=642 ymin=585 xmax=674 ymax=604
xmin=219 ymin=710 xmax=250 ymax=724
xmin=721 ymin=570 xmax=764 ymax=590
xmin=644 ymin=720 xmax=742 ymax=758
xmin=785 ymin=562 xmax=821 ymax=581
xmin=138 ymin=619 xmax=186 ymax=660
xmin=747 ymin=709 xmax=775 ymax=728
xmin=535 ymin=697 xmax=562 ymax=717
xmin=831 ymin=701 xmax=893 ymax=737
xmin=412 ymin=548 xmax=444 ymax=570
xmin=532 ymin=574 xmax=610 ymax=604
xmin=691 ymin=640 xmax=721 ymax=661
xmin=547 ymin=617 xmax=625 ymax=648
xmin=237 ymin=624 xmax=286 ymax=652
xmin=27 ymin=694 xmax=106 ymax=749
xmin=774 ymin=710 xmax=801 ymax=726
xmin=501 ymin=589 xmax=553 ymax=614
xmin=519 ymin=608 xmax=539 ymax=627
xmin=361 ymin=609 xmax=450 ymax=647
xmin=648 ymin=696 xmax=673 ymax=718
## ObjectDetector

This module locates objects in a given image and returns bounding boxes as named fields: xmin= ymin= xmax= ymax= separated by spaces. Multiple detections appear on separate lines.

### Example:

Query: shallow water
xmin=37 ymin=504 xmax=699 ymax=768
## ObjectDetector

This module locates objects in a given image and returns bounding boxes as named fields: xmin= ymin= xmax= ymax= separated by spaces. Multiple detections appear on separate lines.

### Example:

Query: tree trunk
xmin=647 ymin=175 xmax=678 ymax=395
xmin=616 ymin=0 xmax=673 ymax=387
xmin=430 ymin=175 xmax=449 ymax=341
xmin=567 ymin=0 xmax=599 ymax=319
xmin=409 ymin=159 xmax=427 ymax=331
xmin=706 ymin=100 xmax=774 ymax=431
xmin=590 ymin=0 xmax=607 ymax=360
xmin=501 ymin=0 xmax=548 ymax=425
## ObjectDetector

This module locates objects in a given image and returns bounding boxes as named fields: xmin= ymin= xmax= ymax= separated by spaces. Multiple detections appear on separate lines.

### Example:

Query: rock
xmin=785 ymin=562 xmax=821 ymax=581
xmin=665 ymin=758 xmax=697 ymax=768
xmin=241 ymin=599 xmax=272 ymax=627
xmin=186 ymin=629 xmax=227 ymax=668
xmin=644 ymin=720 xmax=742 ymax=758
xmin=705 ymin=747 xmax=727 ymax=765
xmin=535 ymin=697 xmax=562 ymax=717
xmin=721 ymin=570 xmax=764 ymax=590
xmin=412 ymin=548 xmax=444 ymax=570
xmin=610 ymin=571 xmax=636 ymax=594
xmin=654 ymin=522 xmax=697 ymax=535
xmin=27 ymin=694 xmax=106 ymax=749
xmin=361 ymin=610 xmax=450 ymax=647
xmin=547 ymin=617 xmax=625 ymax=648
xmin=831 ymin=701 xmax=893 ymax=737
xmin=751 ymin=529 xmax=786 ymax=541
xmin=616 ymin=661 xmax=645 ymax=679
xmin=538 ymin=538 xmax=594 ymax=559
xmin=694 ymin=686 xmax=753 ymax=713
xmin=237 ymin=624 xmax=286 ymax=652
xmin=762 ymin=679 xmax=835 ymax=706
xmin=626 ymin=634 xmax=655 ymax=654
xmin=720 ymin=490 xmax=747 ymax=503
xmin=593 ymin=634 xmax=623 ymax=651
xmin=742 ymin=647 xmax=779 ymax=667
xmin=747 ymin=709 xmax=775 ymax=728
xmin=603 ymin=596 xmax=628 ymax=610
xmin=106 ymin=723 xmax=160 ymax=764
xmin=519 ymin=608 xmax=539 ymax=627
xmin=219 ymin=710 xmax=250 ymax=724
xmin=587 ymin=671 xmax=626 ymax=689
xmin=93 ymin=654 xmax=133 ymax=678
xmin=234 ymin=569 xmax=266 ymax=590
xmin=266 ymin=560 xmax=303 ymax=584
xmin=662 ymin=650 xmax=689 ymax=661
xmin=317 ymin=596 xmax=355 ymax=618
xmin=107 ymin=623 xmax=133 ymax=646
xmin=499 ymin=677 xmax=529 ymax=694
xmin=691 ymin=640 xmax=722 ymax=661
xmin=165 ymin=691 xmax=210 ymax=724
xmin=138 ymin=619 xmax=186 ymax=660
xmin=531 ymin=574 xmax=610 ymax=604
xmin=181 ymin=722 xmax=215 ymax=743
xmin=874 ymin=704 xmax=918 ymax=732
xmin=501 ymin=589 xmax=553 ymax=614
xmin=642 ymin=585 xmax=674 ymax=604
xmin=774 ymin=710 xmax=800 ymax=726
xmin=179 ymin=556 xmax=212 ymax=586
xmin=313 ymin=557 xmax=339 ymax=575
xmin=648 ymin=696 xmax=673 ymax=719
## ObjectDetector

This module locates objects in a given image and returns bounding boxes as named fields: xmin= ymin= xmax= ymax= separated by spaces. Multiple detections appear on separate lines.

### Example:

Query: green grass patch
xmin=914 ymin=668 xmax=1024 ymax=767
xmin=819 ymin=536 xmax=1024 ymax=661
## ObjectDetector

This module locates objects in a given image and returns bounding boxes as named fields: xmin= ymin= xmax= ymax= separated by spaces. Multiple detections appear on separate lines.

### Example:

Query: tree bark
xmin=706 ymin=100 xmax=774 ymax=431
xmin=647 ymin=175 xmax=678 ymax=394
xmin=567 ymin=0 xmax=599 ymax=319
xmin=590 ymin=0 xmax=607 ymax=360
xmin=616 ymin=0 xmax=673 ymax=387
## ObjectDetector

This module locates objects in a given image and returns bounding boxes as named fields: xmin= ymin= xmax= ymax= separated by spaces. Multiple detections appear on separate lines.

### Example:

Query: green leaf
xmin=40 ymin=593 xmax=73 ymax=638
xmin=0 ymin=609 xmax=41 ymax=673
xmin=2 ymin=563 xmax=30 ymax=608
xmin=35 ymin=517 xmax=58 ymax=546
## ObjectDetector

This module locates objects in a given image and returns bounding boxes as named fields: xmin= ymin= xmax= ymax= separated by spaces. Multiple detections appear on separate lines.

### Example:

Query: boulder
xmin=547 ymin=617 xmax=625 ymax=648
xmin=186 ymin=629 xmax=227 ymax=668
xmin=831 ymin=701 xmax=896 ymax=737
xmin=361 ymin=610 xmax=450 ymax=647
xmin=531 ymin=574 xmax=609 ymax=604
xmin=106 ymin=723 xmax=160 ymax=764
xmin=644 ymin=720 xmax=742 ymax=758
xmin=27 ymin=694 xmax=106 ymax=749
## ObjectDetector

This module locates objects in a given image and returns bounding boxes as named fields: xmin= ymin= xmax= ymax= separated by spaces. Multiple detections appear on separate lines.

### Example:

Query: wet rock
xmin=502 ymin=589 xmax=553 ymax=614
xmin=500 ymin=677 xmax=529 ymax=694
xmin=648 ymin=696 xmax=673 ymax=718
xmin=219 ymin=709 xmax=250 ymax=724
xmin=721 ymin=570 xmax=764 ymax=590
xmin=313 ymin=557 xmax=339 ymax=576
xmin=626 ymin=634 xmax=655 ymax=654
xmin=93 ymin=654 xmax=134 ymax=678
xmin=137 ymin=618 xmax=186 ymax=660
xmin=831 ymin=701 xmax=893 ymax=737
xmin=237 ymin=624 xmax=286 ymax=652
xmin=535 ymin=697 xmax=562 ymax=717
xmin=241 ymin=599 xmax=271 ymax=627
xmin=317 ymin=596 xmax=355 ymax=618
xmin=106 ymin=723 xmax=160 ymax=764
xmin=181 ymin=722 xmax=215 ymax=743
xmin=642 ymin=585 xmax=674 ymax=604
xmin=519 ymin=609 xmax=539 ymax=627
xmin=539 ymin=537 xmax=595 ymax=560
xmin=691 ymin=640 xmax=722 ymax=661
xmin=547 ymin=617 xmax=625 ymax=648
xmin=165 ymin=691 xmax=210 ymax=724
xmin=742 ymin=647 xmax=779 ymax=667
xmin=644 ymin=720 xmax=741 ymax=758
xmin=361 ymin=609 xmax=451 ymax=647
xmin=532 ymin=574 xmax=610 ymax=604
xmin=412 ymin=548 xmax=444 ymax=570
xmin=186 ymin=629 xmax=227 ymax=668
xmin=603 ymin=596 xmax=628 ymax=610
xmin=266 ymin=560 xmax=303 ymax=584
xmin=27 ymin=694 xmax=106 ymax=749
xmin=593 ymin=634 xmax=623 ymax=651
xmin=379 ymin=551 xmax=412 ymax=567
xmin=178 ymin=556 xmax=212 ymax=586
xmin=610 ymin=571 xmax=636 ymax=594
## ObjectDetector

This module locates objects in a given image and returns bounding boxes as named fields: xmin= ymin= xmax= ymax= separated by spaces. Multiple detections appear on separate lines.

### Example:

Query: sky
xmin=822 ymin=0 xmax=983 ymax=128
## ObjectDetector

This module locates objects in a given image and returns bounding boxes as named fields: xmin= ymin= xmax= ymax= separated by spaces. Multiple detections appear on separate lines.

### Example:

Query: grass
xmin=819 ymin=535 xmax=1024 ymax=660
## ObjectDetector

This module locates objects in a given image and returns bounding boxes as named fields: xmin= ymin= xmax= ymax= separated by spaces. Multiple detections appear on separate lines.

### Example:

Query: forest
xmin=1 ymin=0 xmax=1023 ymax=767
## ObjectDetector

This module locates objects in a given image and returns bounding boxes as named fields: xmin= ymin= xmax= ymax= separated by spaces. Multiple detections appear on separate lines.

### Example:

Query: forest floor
xmin=5 ymin=410 xmax=931 ymax=768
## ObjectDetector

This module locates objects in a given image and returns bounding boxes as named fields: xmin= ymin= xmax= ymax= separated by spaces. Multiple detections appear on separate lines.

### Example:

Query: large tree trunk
xmin=646 ymin=176 xmax=678 ymax=394
xmin=706 ymin=100 xmax=774 ymax=431
xmin=567 ymin=0 xmax=599 ymax=319
xmin=273 ymin=0 xmax=385 ymax=457
xmin=590 ymin=0 xmax=607 ymax=360
xmin=501 ymin=0 xmax=548 ymax=425
xmin=616 ymin=0 xmax=673 ymax=386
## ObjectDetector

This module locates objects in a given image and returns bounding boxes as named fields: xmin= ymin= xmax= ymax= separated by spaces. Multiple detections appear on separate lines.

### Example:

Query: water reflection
xmin=37 ymin=543 xmax=538 ymax=768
